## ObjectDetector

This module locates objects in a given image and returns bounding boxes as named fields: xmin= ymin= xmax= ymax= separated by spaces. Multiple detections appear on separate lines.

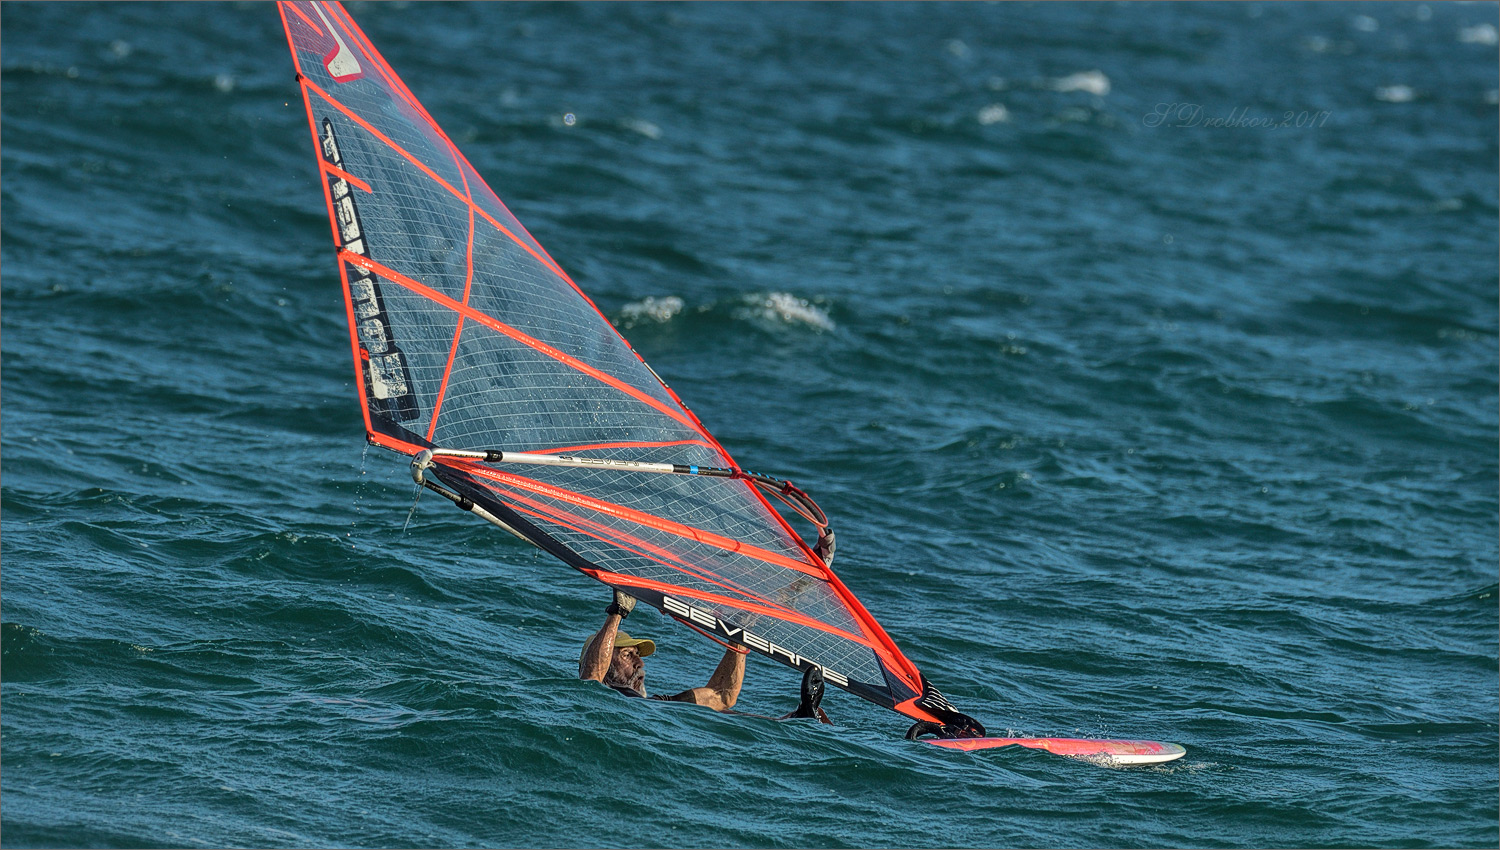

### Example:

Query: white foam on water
xmin=616 ymin=295 xmax=685 ymax=329
xmin=978 ymin=103 xmax=1010 ymax=125
xmin=735 ymin=292 xmax=835 ymax=332
xmin=1458 ymin=23 xmax=1498 ymax=45
xmin=1048 ymin=70 xmax=1111 ymax=96
xmin=621 ymin=117 xmax=663 ymax=139
xmin=1374 ymin=85 xmax=1416 ymax=103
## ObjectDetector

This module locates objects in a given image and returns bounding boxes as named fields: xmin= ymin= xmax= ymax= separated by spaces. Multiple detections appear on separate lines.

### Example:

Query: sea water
xmin=3 ymin=3 xmax=1496 ymax=847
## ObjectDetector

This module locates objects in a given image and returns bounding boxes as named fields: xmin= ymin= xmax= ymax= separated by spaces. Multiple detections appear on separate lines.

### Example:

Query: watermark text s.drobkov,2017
xmin=1144 ymin=103 xmax=1332 ymax=129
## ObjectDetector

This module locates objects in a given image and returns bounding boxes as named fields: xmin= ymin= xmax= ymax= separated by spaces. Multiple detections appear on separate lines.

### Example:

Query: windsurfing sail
xmin=278 ymin=0 xmax=981 ymax=735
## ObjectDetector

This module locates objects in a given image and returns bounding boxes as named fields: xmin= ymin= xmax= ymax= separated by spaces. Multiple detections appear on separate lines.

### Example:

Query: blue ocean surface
xmin=3 ymin=2 xmax=1497 ymax=847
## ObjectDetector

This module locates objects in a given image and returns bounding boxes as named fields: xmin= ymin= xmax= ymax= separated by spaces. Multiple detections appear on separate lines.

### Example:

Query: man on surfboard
xmin=580 ymin=590 xmax=829 ymax=721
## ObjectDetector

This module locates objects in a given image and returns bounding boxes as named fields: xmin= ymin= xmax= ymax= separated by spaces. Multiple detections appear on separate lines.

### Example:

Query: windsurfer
xmin=579 ymin=590 xmax=829 ymax=722
xmin=579 ymin=590 xmax=745 ymax=709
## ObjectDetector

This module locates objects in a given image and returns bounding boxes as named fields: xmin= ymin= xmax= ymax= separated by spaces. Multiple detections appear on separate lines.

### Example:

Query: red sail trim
xmin=309 ymin=1 xmax=731 ymax=470
xmin=821 ymin=557 xmax=924 ymax=692
xmin=643 ymin=375 xmax=732 ymax=462
xmin=320 ymin=160 xmax=370 ymax=193
xmin=309 ymin=3 xmax=438 ymax=152
xmin=486 ymin=488 xmax=894 ymax=674
xmin=342 ymin=251 xmax=708 ymax=438
xmin=891 ymin=696 xmax=944 ymax=725
xmin=453 ymin=460 xmax=827 ymax=579
xmin=731 ymin=459 xmax=927 ymax=693
xmin=282 ymin=2 xmax=376 ymax=445
xmin=583 ymin=570 xmax=877 ymax=651
xmin=367 ymin=430 xmax=428 ymax=456
xmin=500 ymin=490 xmax=795 ymax=614
xmin=322 ymin=0 xmax=728 ymax=459
xmin=285 ymin=2 xmax=321 ymax=34
xmin=535 ymin=439 xmax=723 ymax=456
xmin=321 ymin=2 xmax=449 ymax=165
xmin=301 ymin=77 xmax=571 ymax=283
xmin=285 ymin=1 xmax=715 ymax=464
xmin=723 ymin=468 xmax=926 ymax=692
xmin=679 ymin=620 xmax=751 ymax=654
xmin=326 ymin=4 xmax=617 ymax=318
xmin=482 ymin=480 xmax=807 ymax=618
xmin=426 ymin=144 xmax=477 ymax=442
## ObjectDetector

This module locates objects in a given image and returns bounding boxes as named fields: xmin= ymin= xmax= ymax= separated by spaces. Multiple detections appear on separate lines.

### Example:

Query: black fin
xmin=787 ymin=666 xmax=825 ymax=719
xmin=795 ymin=666 xmax=825 ymax=717
xmin=905 ymin=720 xmax=947 ymax=740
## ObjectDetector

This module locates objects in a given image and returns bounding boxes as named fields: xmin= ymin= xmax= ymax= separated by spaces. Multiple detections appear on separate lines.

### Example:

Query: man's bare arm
xmin=579 ymin=612 xmax=622 ymax=682
xmin=580 ymin=590 xmax=635 ymax=681
xmin=669 ymin=645 xmax=746 ymax=711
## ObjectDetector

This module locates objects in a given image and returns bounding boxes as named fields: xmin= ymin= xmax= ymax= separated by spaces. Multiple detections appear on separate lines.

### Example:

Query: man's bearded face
xmin=605 ymin=646 xmax=645 ymax=694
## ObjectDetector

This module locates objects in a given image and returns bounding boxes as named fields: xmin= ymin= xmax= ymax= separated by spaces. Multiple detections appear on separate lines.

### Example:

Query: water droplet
xmin=403 ymin=484 xmax=424 ymax=532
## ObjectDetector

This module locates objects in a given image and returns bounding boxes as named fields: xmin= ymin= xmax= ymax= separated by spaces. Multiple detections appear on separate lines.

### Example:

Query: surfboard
xmin=923 ymin=736 xmax=1186 ymax=765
